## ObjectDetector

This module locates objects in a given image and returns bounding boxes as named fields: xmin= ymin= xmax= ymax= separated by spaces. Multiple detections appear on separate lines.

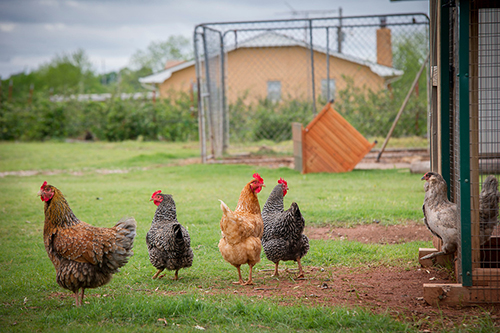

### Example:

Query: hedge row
xmin=0 ymin=93 xmax=198 ymax=142
xmin=0 ymin=86 xmax=427 ymax=142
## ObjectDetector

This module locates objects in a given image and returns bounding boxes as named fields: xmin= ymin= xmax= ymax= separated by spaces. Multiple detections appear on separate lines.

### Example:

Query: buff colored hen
xmin=218 ymin=173 xmax=265 ymax=285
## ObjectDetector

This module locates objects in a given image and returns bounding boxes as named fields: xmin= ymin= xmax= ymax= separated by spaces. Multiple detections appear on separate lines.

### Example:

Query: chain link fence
xmin=194 ymin=13 xmax=429 ymax=159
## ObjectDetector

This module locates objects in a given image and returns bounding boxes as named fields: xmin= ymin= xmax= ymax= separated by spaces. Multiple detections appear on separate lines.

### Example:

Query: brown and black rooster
xmin=38 ymin=181 xmax=136 ymax=306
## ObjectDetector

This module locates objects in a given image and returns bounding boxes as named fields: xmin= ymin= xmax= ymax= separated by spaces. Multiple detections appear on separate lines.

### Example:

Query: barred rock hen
xmin=38 ymin=181 xmax=136 ymax=306
xmin=146 ymin=190 xmax=193 ymax=280
xmin=479 ymin=175 xmax=500 ymax=246
xmin=262 ymin=178 xmax=309 ymax=278
xmin=218 ymin=173 xmax=265 ymax=285
xmin=420 ymin=172 xmax=459 ymax=260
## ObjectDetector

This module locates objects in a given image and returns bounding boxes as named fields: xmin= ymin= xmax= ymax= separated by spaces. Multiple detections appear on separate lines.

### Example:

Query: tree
xmin=130 ymin=35 xmax=193 ymax=73
xmin=37 ymin=49 xmax=102 ymax=94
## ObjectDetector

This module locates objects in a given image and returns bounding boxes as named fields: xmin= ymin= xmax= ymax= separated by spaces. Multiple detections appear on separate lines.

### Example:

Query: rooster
xmin=38 ymin=181 xmax=136 ymax=306
xmin=146 ymin=190 xmax=193 ymax=280
xmin=262 ymin=178 xmax=309 ymax=278
xmin=218 ymin=173 xmax=265 ymax=285
xmin=419 ymin=172 xmax=459 ymax=260
xmin=479 ymin=175 xmax=499 ymax=246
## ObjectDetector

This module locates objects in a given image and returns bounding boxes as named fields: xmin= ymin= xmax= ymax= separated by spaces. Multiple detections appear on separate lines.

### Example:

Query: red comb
xmin=278 ymin=178 xmax=287 ymax=186
xmin=253 ymin=173 xmax=264 ymax=183
xmin=40 ymin=181 xmax=47 ymax=190
xmin=151 ymin=190 xmax=161 ymax=199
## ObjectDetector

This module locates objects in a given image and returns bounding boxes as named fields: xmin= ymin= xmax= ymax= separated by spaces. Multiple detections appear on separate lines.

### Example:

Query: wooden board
xmin=302 ymin=101 xmax=376 ymax=174
xmin=423 ymin=283 xmax=470 ymax=306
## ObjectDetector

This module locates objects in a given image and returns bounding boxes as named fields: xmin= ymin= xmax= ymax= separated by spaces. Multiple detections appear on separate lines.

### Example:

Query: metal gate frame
xmin=194 ymin=13 xmax=430 ymax=161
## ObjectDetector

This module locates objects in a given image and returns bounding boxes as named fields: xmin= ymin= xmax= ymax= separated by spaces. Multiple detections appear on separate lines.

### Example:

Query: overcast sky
xmin=0 ymin=0 xmax=429 ymax=79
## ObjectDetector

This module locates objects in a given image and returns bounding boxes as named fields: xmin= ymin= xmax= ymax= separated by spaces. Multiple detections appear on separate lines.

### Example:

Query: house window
xmin=321 ymin=79 xmax=336 ymax=101
xmin=267 ymin=81 xmax=281 ymax=102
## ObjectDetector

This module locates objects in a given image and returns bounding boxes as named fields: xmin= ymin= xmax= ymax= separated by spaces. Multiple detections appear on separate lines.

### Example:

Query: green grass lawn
xmin=0 ymin=141 xmax=494 ymax=332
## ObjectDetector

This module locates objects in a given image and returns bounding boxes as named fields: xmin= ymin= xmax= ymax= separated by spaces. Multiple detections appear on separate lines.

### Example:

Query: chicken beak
xmin=421 ymin=176 xmax=426 ymax=181
xmin=37 ymin=190 xmax=42 ymax=196
xmin=149 ymin=198 xmax=153 ymax=201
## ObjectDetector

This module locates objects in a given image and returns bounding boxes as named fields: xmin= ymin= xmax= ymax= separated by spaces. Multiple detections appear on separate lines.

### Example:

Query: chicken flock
xmin=38 ymin=171 xmax=499 ymax=306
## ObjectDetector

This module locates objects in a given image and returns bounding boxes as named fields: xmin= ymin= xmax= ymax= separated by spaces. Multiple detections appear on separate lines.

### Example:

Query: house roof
xmin=139 ymin=31 xmax=403 ymax=84
xmin=139 ymin=60 xmax=194 ymax=84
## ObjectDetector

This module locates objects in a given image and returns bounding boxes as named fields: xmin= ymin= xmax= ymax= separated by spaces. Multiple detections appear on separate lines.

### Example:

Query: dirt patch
xmin=223 ymin=265 xmax=500 ymax=331
xmin=306 ymin=223 xmax=432 ymax=244
xmin=196 ymin=224 xmax=499 ymax=331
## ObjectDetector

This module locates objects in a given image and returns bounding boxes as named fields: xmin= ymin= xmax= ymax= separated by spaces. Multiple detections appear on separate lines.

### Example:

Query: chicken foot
xmin=152 ymin=269 xmax=164 ymax=279
xmin=420 ymin=251 xmax=457 ymax=261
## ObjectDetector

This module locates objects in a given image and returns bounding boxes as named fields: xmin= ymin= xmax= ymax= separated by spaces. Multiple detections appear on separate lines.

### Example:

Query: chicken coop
xmin=424 ymin=0 xmax=500 ymax=305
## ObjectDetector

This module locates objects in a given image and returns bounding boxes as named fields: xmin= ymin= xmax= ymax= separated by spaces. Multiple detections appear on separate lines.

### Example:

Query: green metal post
xmin=458 ymin=0 xmax=472 ymax=287
xmin=440 ymin=2 xmax=451 ymax=198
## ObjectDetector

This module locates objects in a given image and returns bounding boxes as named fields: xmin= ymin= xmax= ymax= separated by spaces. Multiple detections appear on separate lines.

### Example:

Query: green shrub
xmin=0 ymin=92 xmax=198 ymax=142
xmin=229 ymin=98 xmax=314 ymax=143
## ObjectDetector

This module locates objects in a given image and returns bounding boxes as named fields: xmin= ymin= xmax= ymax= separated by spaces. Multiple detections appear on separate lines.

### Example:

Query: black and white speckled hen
xmin=262 ymin=178 xmax=309 ymax=278
xmin=479 ymin=175 xmax=500 ymax=246
xmin=38 ymin=181 xmax=136 ymax=306
xmin=420 ymin=172 xmax=459 ymax=260
xmin=146 ymin=190 xmax=193 ymax=280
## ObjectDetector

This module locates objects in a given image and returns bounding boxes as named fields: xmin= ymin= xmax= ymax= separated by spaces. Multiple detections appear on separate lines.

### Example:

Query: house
xmin=139 ymin=31 xmax=403 ymax=104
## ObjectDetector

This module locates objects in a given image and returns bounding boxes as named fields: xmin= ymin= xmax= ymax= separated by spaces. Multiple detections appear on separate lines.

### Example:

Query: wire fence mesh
xmin=469 ymin=6 xmax=500 ymax=301
xmin=194 ymin=13 xmax=429 ymax=158
xmin=445 ymin=3 xmax=500 ymax=300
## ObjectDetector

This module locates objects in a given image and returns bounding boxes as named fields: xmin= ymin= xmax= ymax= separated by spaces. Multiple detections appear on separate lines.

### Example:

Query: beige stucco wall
xmin=158 ymin=46 xmax=387 ymax=103
xmin=158 ymin=66 xmax=196 ymax=97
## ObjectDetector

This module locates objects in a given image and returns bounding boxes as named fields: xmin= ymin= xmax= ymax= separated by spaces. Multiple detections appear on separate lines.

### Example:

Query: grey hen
xmin=146 ymin=190 xmax=193 ymax=280
xmin=479 ymin=175 xmax=500 ymax=246
xmin=262 ymin=178 xmax=309 ymax=278
xmin=420 ymin=172 xmax=459 ymax=260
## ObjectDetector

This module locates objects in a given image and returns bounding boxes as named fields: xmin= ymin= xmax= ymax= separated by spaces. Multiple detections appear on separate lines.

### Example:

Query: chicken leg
xmin=296 ymin=258 xmax=304 ymax=278
xmin=272 ymin=262 xmax=280 ymax=277
xmin=242 ymin=264 xmax=254 ymax=285
xmin=232 ymin=265 xmax=245 ymax=285
xmin=152 ymin=269 xmax=164 ymax=279
xmin=74 ymin=288 xmax=85 ymax=307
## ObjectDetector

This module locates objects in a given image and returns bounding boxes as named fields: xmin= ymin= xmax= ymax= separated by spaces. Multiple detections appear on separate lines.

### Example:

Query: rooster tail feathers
xmin=108 ymin=217 xmax=136 ymax=271
xmin=116 ymin=216 xmax=137 ymax=243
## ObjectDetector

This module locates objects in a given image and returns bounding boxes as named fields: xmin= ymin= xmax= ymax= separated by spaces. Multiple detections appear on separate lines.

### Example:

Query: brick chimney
xmin=376 ymin=17 xmax=393 ymax=68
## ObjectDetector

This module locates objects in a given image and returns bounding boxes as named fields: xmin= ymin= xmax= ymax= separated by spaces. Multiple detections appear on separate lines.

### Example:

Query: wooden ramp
xmin=293 ymin=101 xmax=376 ymax=174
